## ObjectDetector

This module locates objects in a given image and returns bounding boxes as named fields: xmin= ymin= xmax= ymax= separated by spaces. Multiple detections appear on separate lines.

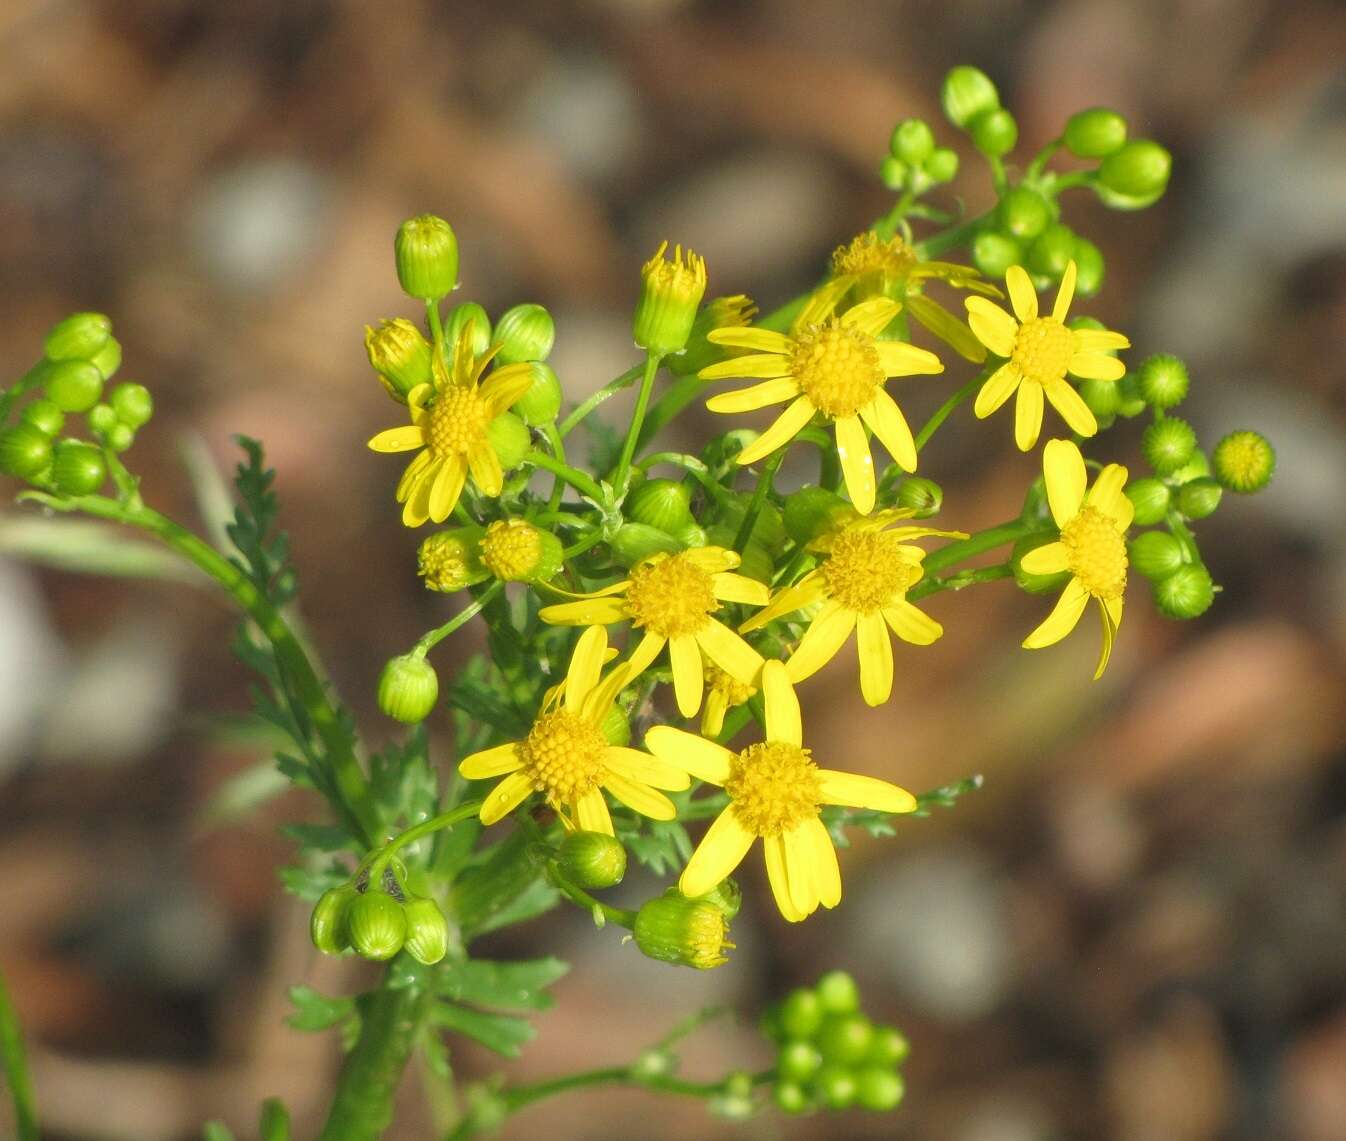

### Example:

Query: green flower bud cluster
xmin=311 ymin=866 xmax=451 ymax=965
xmin=880 ymin=117 xmax=959 ymax=193
xmin=762 ymin=971 xmax=908 ymax=1115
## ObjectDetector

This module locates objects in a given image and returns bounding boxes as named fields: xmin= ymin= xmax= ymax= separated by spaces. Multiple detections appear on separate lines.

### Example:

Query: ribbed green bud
xmin=1142 ymin=417 xmax=1197 ymax=475
xmin=513 ymin=362 xmax=563 ymax=425
xmin=1063 ymin=108 xmax=1128 ymax=159
xmin=402 ymin=897 xmax=450 ymax=965
xmin=609 ymin=522 xmax=681 ymax=567
xmin=347 ymin=891 xmax=407 ymax=961
xmin=684 ymin=877 xmax=741 ymax=921
xmin=51 ymin=440 xmax=107 ymax=496
xmin=1212 ymin=430 xmax=1275 ymax=493
xmin=1012 ymin=533 xmax=1072 ymax=595
xmin=1154 ymin=563 xmax=1215 ymax=619
xmin=377 ymin=654 xmax=439 ymax=724
xmin=1097 ymin=140 xmax=1171 ymax=202
xmin=417 ymin=527 xmax=488 ymax=593
xmin=444 ymin=302 xmax=492 ymax=359
xmin=1169 ymin=448 xmax=1210 ymax=484
xmin=632 ymin=894 xmax=731 ymax=970
xmin=856 ymin=1069 xmax=906 ymax=1112
xmin=1177 ymin=476 xmax=1222 ymax=520
xmin=1026 ymin=223 xmax=1077 ymax=279
xmin=1136 ymin=353 xmax=1189 ymax=409
xmin=600 ymin=702 xmax=631 ymax=747
xmin=365 ymin=318 xmax=433 ymax=401
xmin=924 ymin=147 xmax=959 ymax=183
xmin=494 ymin=303 xmax=555 ymax=365
xmin=19 ymin=399 xmax=64 ymax=437
xmin=1125 ymin=477 xmax=1172 ymax=526
xmin=1128 ymin=531 xmax=1185 ymax=580
xmin=866 ymin=1025 xmax=911 ymax=1067
xmin=557 ymin=831 xmax=627 ymax=889
xmin=668 ymin=295 xmax=758 ymax=377
xmin=972 ymin=230 xmax=1023 ymax=278
xmin=878 ymin=156 xmax=907 ymax=190
xmin=485 ymin=411 xmax=531 ymax=471
xmin=889 ymin=119 xmax=935 ymax=165
xmin=628 ymin=478 xmax=694 ymax=535
xmin=1079 ymin=376 xmax=1122 ymax=419
xmin=816 ymin=969 xmax=860 ymax=1014
xmin=634 ymin=242 xmax=707 ymax=357
xmin=998 ymin=186 xmax=1052 ymax=240
xmin=1116 ymin=373 xmax=1148 ymax=418
xmin=90 ymin=337 xmax=121 ymax=380
xmin=44 ymin=312 xmax=112 ymax=362
xmin=674 ymin=522 xmax=708 ymax=549
xmin=108 ymin=382 xmax=154 ymax=429
xmin=0 ymin=423 xmax=54 ymax=479
xmin=395 ymin=214 xmax=459 ymax=301
xmin=44 ymin=359 xmax=104 ymax=413
xmin=479 ymin=518 xmax=563 ymax=583
xmin=941 ymin=66 xmax=1000 ymax=128
xmin=105 ymin=423 xmax=135 ymax=453
xmin=783 ymin=485 xmax=851 ymax=545
xmin=310 ymin=884 xmax=356 ymax=955
xmin=1072 ymin=238 xmax=1105 ymax=297
xmin=969 ymin=108 xmax=1018 ymax=158
xmin=895 ymin=476 xmax=943 ymax=519
xmin=88 ymin=403 xmax=118 ymax=436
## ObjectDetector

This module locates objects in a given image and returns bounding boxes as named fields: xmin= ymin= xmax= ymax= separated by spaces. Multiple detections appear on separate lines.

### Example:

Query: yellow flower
xmin=741 ymin=509 xmax=964 ymax=705
xmin=965 ymin=261 xmax=1129 ymax=451
xmin=701 ymin=666 xmax=756 ymax=737
xmin=539 ymin=547 xmax=768 ymax=719
xmin=458 ymin=626 xmax=690 ymax=834
xmin=1018 ymin=439 xmax=1133 ymax=678
xmin=646 ymin=662 xmax=916 ymax=922
xmin=699 ymin=299 xmax=943 ymax=515
xmin=367 ymin=324 xmax=534 ymax=527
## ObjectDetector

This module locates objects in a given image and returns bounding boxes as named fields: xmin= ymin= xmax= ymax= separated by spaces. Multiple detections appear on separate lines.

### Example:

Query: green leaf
xmin=0 ymin=968 xmax=39 ymax=1141
xmin=286 ymin=986 xmax=355 ymax=1033
xmin=444 ymin=675 xmax=527 ymax=739
xmin=463 ymin=875 xmax=559 ymax=939
xmin=202 ymin=1124 xmax=236 ymax=1141
xmin=581 ymin=415 xmax=622 ymax=474
xmin=438 ymin=957 xmax=569 ymax=1012
xmin=0 ymin=516 xmax=201 ymax=582
xmin=279 ymin=861 xmax=350 ymax=902
xmin=282 ymin=821 xmax=358 ymax=854
xmin=432 ymin=1005 xmax=536 ymax=1058
xmin=420 ymin=1028 xmax=453 ymax=1081
xmin=259 ymin=1098 xmax=290 ymax=1141
xmin=620 ymin=816 xmax=692 ymax=876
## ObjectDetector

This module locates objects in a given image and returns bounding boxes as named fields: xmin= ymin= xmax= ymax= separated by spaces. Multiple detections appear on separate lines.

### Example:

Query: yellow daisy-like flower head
xmin=965 ymin=261 xmax=1130 ymax=452
xmin=699 ymin=299 xmax=944 ymax=514
xmin=700 ymin=666 xmax=757 ymax=738
xmin=1019 ymin=439 xmax=1133 ymax=678
xmin=538 ymin=546 xmax=768 ymax=719
xmin=741 ymin=509 xmax=965 ymax=706
xmin=458 ymin=626 xmax=691 ymax=835
xmin=646 ymin=662 xmax=916 ymax=922
xmin=367 ymin=323 xmax=535 ymax=527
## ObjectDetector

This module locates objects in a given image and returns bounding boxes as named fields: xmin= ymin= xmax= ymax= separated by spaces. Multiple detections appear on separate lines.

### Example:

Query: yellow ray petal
xmin=1015 ymin=378 xmax=1045 ymax=451
xmin=467 ymin=439 xmax=504 ymax=496
xmin=882 ymin=599 xmax=942 ymax=645
xmin=479 ymin=770 xmax=534 ymax=825
xmin=604 ymin=746 xmax=691 ymax=791
xmin=1068 ymin=352 xmax=1127 ymax=382
xmin=459 ymin=743 xmax=522 ymax=780
xmin=740 ymin=574 xmax=826 ymax=633
xmin=799 ymin=816 xmax=841 ymax=909
xmin=669 ymin=634 xmax=705 ymax=717
xmin=695 ymin=619 xmax=764 ymax=685
xmin=1053 ymin=259 xmax=1077 ymax=322
xmin=1044 ymin=378 xmax=1099 ymax=437
xmin=680 ymin=808 xmax=757 ymax=898
xmin=860 ymin=390 xmax=917 ymax=473
xmin=785 ymin=601 xmax=857 ymax=682
xmin=705 ymin=376 xmax=801 ymax=413
xmin=700 ymin=353 xmax=794 ymax=382
xmin=538 ymin=597 xmax=629 ymax=626
xmin=974 ymin=361 xmax=1022 ymax=418
xmin=1087 ymin=463 xmax=1133 ymax=528
xmin=681 ymin=546 xmax=740 ymax=573
xmin=480 ymin=363 xmax=534 ymax=412
xmin=816 ymin=768 xmax=917 ymax=813
xmin=904 ymin=293 xmax=986 ymax=363
xmin=781 ymin=826 xmax=820 ymax=918
xmin=856 ymin=610 xmax=894 ymax=706
xmin=764 ymin=833 xmax=807 ymax=922
xmin=711 ymin=571 xmax=771 ymax=607
xmin=368 ymin=424 xmax=427 ymax=453
xmin=428 ymin=454 xmax=467 ymax=522
xmin=1043 ymin=438 xmax=1087 ymax=525
xmin=835 ymin=415 xmax=876 ymax=514
xmin=1018 ymin=541 xmax=1070 ymax=576
xmin=965 ymin=297 xmax=1018 ymax=358
xmin=734 ymin=396 xmax=816 ymax=466
xmin=580 ymin=662 xmax=633 ymax=725
xmin=574 ymin=787 xmax=613 ymax=835
xmin=602 ymin=771 xmax=676 ymax=820
xmin=761 ymin=660 xmax=802 ymax=747
xmin=1072 ymin=328 xmax=1130 ymax=354
xmin=1006 ymin=265 xmax=1038 ymax=322
xmin=1094 ymin=596 xmax=1117 ymax=680
xmin=396 ymin=447 xmax=435 ymax=500
xmin=875 ymin=339 xmax=944 ymax=378
xmin=706 ymin=327 xmax=793 ymax=354
xmin=564 ymin=625 xmax=608 ymax=711
xmin=793 ymin=278 xmax=854 ymax=330
xmin=624 ymin=630 xmax=666 ymax=679
xmin=839 ymin=297 xmax=901 ymax=337
xmin=644 ymin=725 xmax=733 ymax=784
xmin=1023 ymin=578 xmax=1090 ymax=649
xmin=402 ymin=464 xmax=437 ymax=527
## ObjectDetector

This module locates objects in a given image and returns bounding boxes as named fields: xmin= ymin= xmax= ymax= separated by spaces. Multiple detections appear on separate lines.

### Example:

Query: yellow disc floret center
xmin=706 ymin=665 xmax=756 ymax=707
xmin=1012 ymin=317 xmax=1073 ymax=386
xmin=518 ymin=708 xmax=609 ymax=803
xmin=427 ymin=386 xmax=490 ymax=456
xmin=831 ymin=232 xmax=917 ymax=284
xmin=1061 ymin=505 xmax=1128 ymax=600
xmin=823 ymin=530 xmax=922 ymax=612
xmin=725 ymin=741 xmax=822 ymax=837
xmin=623 ymin=553 xmax=718 ymax=638
xmin=791 ymin=320 xmax=885 ymax=419
xmin=481 ymin=519 xmax=541 ymax=581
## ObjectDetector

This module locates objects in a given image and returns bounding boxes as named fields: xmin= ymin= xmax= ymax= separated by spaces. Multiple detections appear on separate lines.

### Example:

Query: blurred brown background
xmin=3 ymin=1 xmax=1346 ymax=1138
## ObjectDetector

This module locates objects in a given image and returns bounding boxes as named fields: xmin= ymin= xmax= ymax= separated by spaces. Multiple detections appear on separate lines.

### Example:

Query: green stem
xmin=524 ymin=450 xmax=604 ymax=502
xmin=542 ymin=423 xmax=568 ymax=513
xmin=911 ymin=519 xmax=1030 ymax=597
xmin=914 ymin=208 xmax=994 ymax=259
xmin=912 ymin=562 xmax=1014 ymax=598
xmin=0 ymin=969 xmax=38 ymax=1141
xmin=610 ymin=353 xmax=662 ymax=497
xmin=732 ymin=449 xmax=784 ymax=553
xmin=557 ymin=364 xmax=644 ymax=438
xmin=639 ymin=372 xmax=702 ymax=448
xmin=547 ymin=863 xmax=637 ymax=928
xmin=914 ymin=369 xmax=988 ymax=451
xmin=426 ymin=299 xmax=446 ymax=367
xmin=414 ymin=582 xmax=503 ymax=655
xmin=1025 ymin=137 xmax=1063 ymax=181
xmin=366 ymin=800 xmax=485 ymax=888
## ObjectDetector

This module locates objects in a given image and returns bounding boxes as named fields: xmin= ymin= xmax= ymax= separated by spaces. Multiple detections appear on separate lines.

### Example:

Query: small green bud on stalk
xmin=816 ymin=969 xmax=860 ymax=1014
xmin=1212 ymin=430 xmax=1275 ymax=493
xmin=1079 ymin=376 xmax=1122 ymax=419
xmin=1116 ymin=374 xmax=1148 ymax=418
xmin=923 ymin=147 xmax=959 ymax=183
xmin=1154 ymin=563 xmax=1215 ymax=619
xmin=628 ymin=478 xmax=694 ymax=535
xmin=1137 ymin=353 xmax=1190 ymax=409
xmin=779 ymin=987 xmax=825 ymax=1040
xmin=784 ymin=485 xmax=850 ymax=545
xmin=557 ymin=831 xmax=627 ymax=889
xmin=632 ymin=894 xmax=732 ymax=969
xmin=347 ymin=891 xmax=408 ymax=961
xmin=674 ymin=522 xmax=708 ymax=549
xmin=377 ymin=654 xmax=439 ymax=724
xmin=941 ymin=66 xmax=1000 ymax=129
xmin=856 ymin=1068 xmax=906 ymax=1112
xmin=51 ymin=440 xmax=107 ymax=496
xmin=43 ymin=312 xmax=112 ymax=362
xmin=494 ymin=303 xmax=555 ymax=364
xmin=878 ymin=156 xmax=907 ymax=190
xmin=1063 ymin=108 xmax=1128 ymax=158
xmin=610 ymin=523 xmax=681 ymax=567
xmin=817 ymin=1012 xmax=874 ymax=1065
xmin=777 ymin=1040 xmax=823 ymax=1083
xmin=108 ymin=382 xmax=154 ymax=429
xmin=774 ymin=1082 xmax=810 ymax=1114
xmin=1072 ymin=238 xmax=1105 ymax=297
xmin=401 ymin=897 xmax=450 ymax=965
xmin=365 ymin=318 xmax=433 ymax=401
xmin=513 ymin=362 xmax=563 ymax=425
xmin=1125 ymin=477 xmax=1173 ymax=526
xmin=88 ymin=403 xmax=118 ymax=436
xmin=889 ymin=119 xmax=935 ymax=165
xmin=444 ymin=302 xmax=492 ymax=359
xmin=105 ymin=423 xmax=135 ymax=453
xmin=600 ymin=702 xmax=631 ymax=747
xmin=998 ymin=186 xmax=1053 ymax=240
xmin=19 ymin=398 xmax=64 ymax=437
xmin=1128 ymin=531 xmax=1185 ymax=580
xmin=1098 ymin=139 xmax=1172 ymax=200
xmin=1027 ymin=223 xmax=1077 ymax=279
xmin=395 ymin=214 xmax=459 ymax=301
xmin=972 ymin=230 xmax=1023 ymax=279
xmin=44 ymin=359 xmax=104 ymax=413
xmin=1013 ymin=533 xmax=1072 ymax=595
xmin=1142 ymin=417 xmax=1198 ymax=475
xmin=1177 ymin=476 xmax=1222 ymax=520
xmin=1169 ymin=448 xmax=1210 ymax=485
xmin=0 ymin=423 xmax=54 ymax=479
xmin=310 ymin=884 xmax=357 ymax=955
xmin=816 ymin=1067 xmax=858 ymax=1111
xmin=896 ymin=476 xmax=943 ymax=518
xmin=485 ymin=411 xmax=531 ymax=471
xmin=417 ymin=527 xmax=488 ymax=593
xmin=89 ymin=337 xmax=122 ymax=380
xmin=634 ymin=242 xmax=707 ymax=357
xmin=969 ymin=107 xmax=1018 ymax=158
xmin=866 ymin=1025 xmax=911 ymax=1067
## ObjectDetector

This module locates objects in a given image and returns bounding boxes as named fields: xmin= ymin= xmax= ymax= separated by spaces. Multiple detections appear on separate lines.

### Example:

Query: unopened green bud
xmin=1142 ymin=417 xmax=1197 ymax=475
xmin=494 ymin=303 xmax=555 ymax=365
xmin=513 ymin=362 xmax=563 ymax=425
xmin=402 ymin=897 xmax=450 ymax=965
xmin=816 ymin=969 xmax=860 ymax=1014
xmin=1115 ymin=373 xmax=1147 ymax=418
xmin=818 ymin=1012 xmax=874 ymax=1065
xmin=817 ymin=1066 xmax=858 ymax=1111
xmin=878 ymin=156 xmax=908 ymax=190
xmin=310 ymin=885 xmax=356 ymax=955
xmin=395 ymin=214 xmax=459 ymax=301
xmin=668 ymin=294 xmax=758 ymax=377
xmin=1136 ymin=353 xmax=1189 ymax=409
xmin=51 ymin=440 xmax=107 ymax=496
xmin=1154 ymin=563 xmax=1215 ymax=619
xmin=1079 ymin=376 xmax=1122 ymax=419
xmin=779 ymin=987 xmax=824 ymax=1040
xmin=1212 ymin=430 xmax=1275 ymax=493
xmin=1128 ymin=531 xmax=1185 ymax=580
xmin=774 ymin=1082 xmax=810 ymax=1115
xmin=1013 ymin=533 xmax=1072 ymax=595
xmin=479 ymin=518 xmax=562 ymax=583
xmin=866 ymin=1025 xmax=911 ymax=1067
xmin=1063 ymin=107 xmax=1128 ymax=159
xmin=444 ymin=302 xmax=492 ymax=359
xmin=0 ymin=424 xmax=54 ymax=479
xmin=777 ymin=1040 xmax=823 ymax=1084
xmin=970 ymin=108 xmax=1018 ymax=158
xmin=19 ymin=398 xmax=64 ymax=437
xmin=89 ymin=337 xmax=121 ymax=380
xmin=44 ymin=312 xmax=112 ymax=362
xmin=1026 ymin=223 xmax=1077 ymax=279
xmin=44 ymin=359 xmax=104 ymax=413
xmin=889 ymin=119 xmax=935 ymax=165
xmin=634 ymin=242 xmax=707 ymax=357
xmin=108 ymin=382 xmax=154 ymax=429
xmin=783 ymin=485 xmax=850 ymax=545
xmin=632 ymin=894 xmax=731 ymax=969
xmin=88 ymin=403 xmax=118 ymax=436
xmin=1097 ymin=139 xmax=1171 ymax=201
xmin=999 ymin=186 xmax=1052 ymax=240
xmin=972 ymin=230 xmax=1023 ymax=279
xmin=104 ymin=423 xmax=135 ymax=453
xmin=347 ymin=891 xmax=407 ymax=961
xmin=601 ymin=702 xmax=631 ymax=747
xmin=1169 ymin=447 xmax=1210 ymax=485
xmin=924 ymin=147 xmax=959 ymax=183
xmin=628 ymin=478 xmax=694 ymax=534
xmin=609 ymin=523 xmax=681 ymax=567
xmin=557 ymin=831 xmax=627 ymax=889
xmin=675 ymin=523 xmax=708 ymax=549
xmin=895 ymin=476 xmax=943 ymax=519
xmin=1125 ymin=477 xmax=1171 ymax=526
xmin=941 ymin=66 xmax=1000 ymax=129
xmin=365 ymin=318 xmax=433 ymax=401
xmin=1072 ymin=238 xmax=1105 ymax=297
xmin=856 ymin=1068 xmax=906 ymax=1112
xmin=377 ymin=654 xmax=439 ymax=724
xmin=485 ymin=411 xmax=531 ymax=471
xmin=685 ymin=877 xmax=742 ymax=921
xmin=417 ymin=528 xmax=487 ymax=593
xmin=1177 ymin=476 xmax=1222 ymax=520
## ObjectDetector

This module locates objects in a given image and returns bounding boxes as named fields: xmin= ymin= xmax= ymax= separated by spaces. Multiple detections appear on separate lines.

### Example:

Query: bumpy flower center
xmin=726 ymin=741 xmax=823 ymax=836
xmin=791 ymin=320 xmax=885 ymax=419
xmin=706 ymin=665 xmax=756 ymax=707
xmin=1011 ymin=317 xmax=1073 ymax=386
xmin=427 ymin=386 xmax=490 ymax=456
xmin=822 ymin=530 xmax=921 ymax=612
xmin=624 ymin=553 xmax=718 ymax=638
xmin=417 ymin=533 xmax=472 ymax=593
xmin=1061 ymin=506 xmax=1128 ymax=599
xmin=518 ymin=708 xmax=608 ymax=803
xmin=831 ymin=232 xmax=918 ymax=284
xmin=480 ymin=519 xmax=540 ymax=581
